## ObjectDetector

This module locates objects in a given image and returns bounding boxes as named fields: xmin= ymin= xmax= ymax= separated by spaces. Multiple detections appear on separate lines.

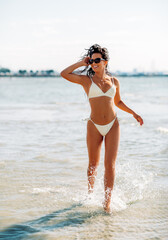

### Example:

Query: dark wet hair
xmin=80 ymin=44 xmax=111 ymax=77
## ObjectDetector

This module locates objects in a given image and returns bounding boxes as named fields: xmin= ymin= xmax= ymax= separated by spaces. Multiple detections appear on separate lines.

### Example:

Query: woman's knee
xmin=87 ymin=164 xmax=98 ymax=175
xmin=104 ymin=159 xmax=116 ymax=172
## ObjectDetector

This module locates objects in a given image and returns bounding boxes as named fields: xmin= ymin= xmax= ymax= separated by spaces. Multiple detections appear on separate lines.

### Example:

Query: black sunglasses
xmin=89 ymin=58 xmax=105 ymax=64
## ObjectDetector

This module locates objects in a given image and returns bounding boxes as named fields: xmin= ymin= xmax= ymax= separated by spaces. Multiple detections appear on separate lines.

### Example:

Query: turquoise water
xmin=0 ymin=76 xmax=168 ymax=239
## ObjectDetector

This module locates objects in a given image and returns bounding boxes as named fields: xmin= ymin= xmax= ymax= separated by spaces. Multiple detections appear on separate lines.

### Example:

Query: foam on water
xmin=46 ymin=158 xmax=155 ymax=214
xmin=157 ymin=127 xmax=168 ymax=134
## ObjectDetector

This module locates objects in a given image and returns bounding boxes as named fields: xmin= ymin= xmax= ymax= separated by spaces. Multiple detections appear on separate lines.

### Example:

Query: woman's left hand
xmin=133 ymin=112 xmax=144 ymax=126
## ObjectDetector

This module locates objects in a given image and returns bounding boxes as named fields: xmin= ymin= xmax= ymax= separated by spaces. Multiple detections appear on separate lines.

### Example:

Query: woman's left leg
xmin=104 ymin=118 xmax=120 ymax=212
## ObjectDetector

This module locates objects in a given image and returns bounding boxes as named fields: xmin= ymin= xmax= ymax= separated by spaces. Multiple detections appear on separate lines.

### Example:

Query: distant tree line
xmin=0 ymin=68 xmax=11 ymax=73
xmin=0 ymin=67 xmax=167 ymax=77
xmin=0 ymin=67 xmax=58 ymax=76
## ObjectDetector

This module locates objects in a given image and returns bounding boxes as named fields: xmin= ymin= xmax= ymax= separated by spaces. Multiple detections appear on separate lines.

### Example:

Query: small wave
xmin=19 ymin=186 xmax=67 ymax=195
xmin=157 ymin=127 xmax=168 ymax=134
xmin=124 ymin=93 xmax=135 ymax=97
xmin=31 ymin=187 xmax=55 ymax=194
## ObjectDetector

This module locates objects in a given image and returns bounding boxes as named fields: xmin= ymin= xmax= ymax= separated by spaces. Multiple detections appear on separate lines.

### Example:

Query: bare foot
xmin=104 ymin=206 xmax=111 ymax=214
xmin=103 ymin=199 xmax=111 ymax=214
xmin=103 ymin=187 xmax=112 ymax=213
xmin=88 ymin=188 xmax=94 ymax=194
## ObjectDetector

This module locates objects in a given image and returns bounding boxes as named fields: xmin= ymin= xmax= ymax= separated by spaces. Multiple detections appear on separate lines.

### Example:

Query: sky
xmin=0 ymin=0 xmax=168 ymax=73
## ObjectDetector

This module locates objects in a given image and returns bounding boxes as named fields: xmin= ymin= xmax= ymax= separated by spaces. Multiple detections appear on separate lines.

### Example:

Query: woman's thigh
xmin=87 ymin=120 xmax=103 ymax=167
xmin=104 ymin=118 xmax=120 ymax=167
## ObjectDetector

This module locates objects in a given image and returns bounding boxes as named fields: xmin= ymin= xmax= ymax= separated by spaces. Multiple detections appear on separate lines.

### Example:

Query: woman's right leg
xmin=87 ymin=120 xmax=103 ymax=193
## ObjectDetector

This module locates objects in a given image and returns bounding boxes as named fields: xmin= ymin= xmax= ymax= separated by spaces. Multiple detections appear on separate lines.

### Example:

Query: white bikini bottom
xmin=88 ymin=115 xmax=117 ymax=136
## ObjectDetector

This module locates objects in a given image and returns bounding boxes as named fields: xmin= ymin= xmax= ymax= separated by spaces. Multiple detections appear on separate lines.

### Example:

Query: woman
xmin=61 ymin=44 xmax=143 ymax=213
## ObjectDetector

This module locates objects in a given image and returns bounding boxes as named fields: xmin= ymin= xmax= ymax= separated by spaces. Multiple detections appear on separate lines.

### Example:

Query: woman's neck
xmin=94 ymin=70 xmax=106 ymax=80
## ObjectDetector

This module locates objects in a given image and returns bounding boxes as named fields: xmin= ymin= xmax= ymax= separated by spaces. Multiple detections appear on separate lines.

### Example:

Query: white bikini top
xmin=88 ymin=76 xmax=116 ymax=99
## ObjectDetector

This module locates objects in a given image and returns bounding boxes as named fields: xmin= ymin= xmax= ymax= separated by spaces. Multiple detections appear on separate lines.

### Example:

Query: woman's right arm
xmin=60 ymin=57 xmax=90 ymax=85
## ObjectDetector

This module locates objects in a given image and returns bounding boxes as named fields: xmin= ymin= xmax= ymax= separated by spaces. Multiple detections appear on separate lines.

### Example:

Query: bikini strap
xmin=89 ymin=75 xmax=93 ymax=82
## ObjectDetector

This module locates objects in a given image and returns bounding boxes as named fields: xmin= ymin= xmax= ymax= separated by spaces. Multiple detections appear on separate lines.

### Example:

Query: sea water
xmin=0 ymin=76 xmax=168 ymax=239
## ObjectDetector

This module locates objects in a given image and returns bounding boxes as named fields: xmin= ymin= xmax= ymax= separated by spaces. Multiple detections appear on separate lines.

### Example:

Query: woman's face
xmin=90 ymin=53 xmax=107 ymax=73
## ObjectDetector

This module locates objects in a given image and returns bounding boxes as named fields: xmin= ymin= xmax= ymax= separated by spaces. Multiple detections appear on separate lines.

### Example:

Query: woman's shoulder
xmin=111 ymin=76 xmax=120 ymax=87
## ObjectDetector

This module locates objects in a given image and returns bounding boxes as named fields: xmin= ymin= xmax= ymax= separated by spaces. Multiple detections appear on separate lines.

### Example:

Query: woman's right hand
xmin=81 ymin=57 xmax=90 ymax=66
xmin=60 ymin=57 xmax=91 ymax=84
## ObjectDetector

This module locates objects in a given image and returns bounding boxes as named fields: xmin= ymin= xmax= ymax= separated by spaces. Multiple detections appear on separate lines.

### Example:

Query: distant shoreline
xmin=1 ymin=67 xmax=168 ymax=78
xmin=0 ymin=74 xmax=168 ymax=78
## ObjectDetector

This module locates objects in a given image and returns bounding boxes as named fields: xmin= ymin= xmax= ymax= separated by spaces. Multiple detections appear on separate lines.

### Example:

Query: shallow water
xmin=0 ymin=76 xmax=168 ymax=239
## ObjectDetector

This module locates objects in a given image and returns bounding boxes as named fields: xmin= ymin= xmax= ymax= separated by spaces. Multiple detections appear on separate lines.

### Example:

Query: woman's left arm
xmin=114 ymin=77 xmax=144 ymax=126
